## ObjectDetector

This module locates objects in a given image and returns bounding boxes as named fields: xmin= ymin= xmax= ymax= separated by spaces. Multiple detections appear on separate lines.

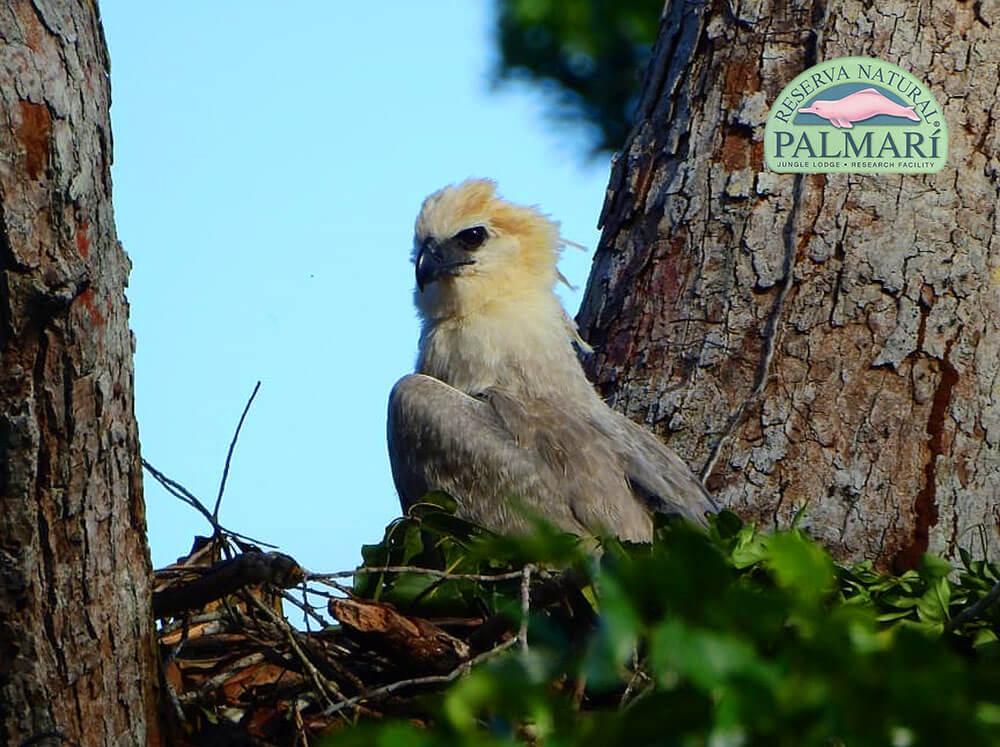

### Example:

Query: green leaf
xmin=916 ymin=577 xmax=951 ymax=624
xmin=400 ymin=522 xmax=425 ymax=565
xmin=730 ymin=524 xmax=767 ymax=569
xmin=919 ymin=553 xmax=953 ymax=581
xmin=876 ymin=610 xmax=916 ymax=623
xmin=649 ymin=619 xmax=779 ymax=693
xmin=763 ymin=531 xmax=836 ymax=606
xmin=974 ymin=629 xmax=998 ymax=647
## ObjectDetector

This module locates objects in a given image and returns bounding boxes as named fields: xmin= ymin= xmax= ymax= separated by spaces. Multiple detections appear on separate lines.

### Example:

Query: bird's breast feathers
xmin=417 ymin=302 xmax=590 ymax=400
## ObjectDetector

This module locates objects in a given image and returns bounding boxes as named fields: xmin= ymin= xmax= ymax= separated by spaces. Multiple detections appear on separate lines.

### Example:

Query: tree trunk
xmin=578 ymin=0 xmax=1000 ymax=568
xmin=0 ymin=1 xmax=160 ymax=744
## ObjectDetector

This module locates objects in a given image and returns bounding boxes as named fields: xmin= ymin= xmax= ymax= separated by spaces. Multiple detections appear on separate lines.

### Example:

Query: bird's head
xmin=412 ymin=179 xmax=562 ymax=321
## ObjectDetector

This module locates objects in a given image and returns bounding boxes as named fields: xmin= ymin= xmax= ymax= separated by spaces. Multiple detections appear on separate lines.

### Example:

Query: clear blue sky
xmin=101 ymin=2 xmax=611 ymax=575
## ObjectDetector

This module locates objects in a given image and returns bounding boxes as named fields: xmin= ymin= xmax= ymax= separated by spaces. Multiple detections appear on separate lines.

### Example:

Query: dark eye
xmin=454 ymin=226 xmax=488 ymax=250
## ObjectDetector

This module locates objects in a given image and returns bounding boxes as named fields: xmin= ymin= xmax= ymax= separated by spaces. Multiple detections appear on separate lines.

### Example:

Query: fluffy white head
xmin=412 ymin=179 xmax=565 ymax=320
xmin=411 ymin=179 xmax=592 ymax=398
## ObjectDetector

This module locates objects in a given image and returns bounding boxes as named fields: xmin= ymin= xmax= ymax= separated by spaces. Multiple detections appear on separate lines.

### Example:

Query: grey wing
xmin=597 ymin=409 xmax=719 ymax=526
xmin=386 ymin=374 xmax=655 ymax=541
xmin=387 ymin=374 xmax=588 ymax=536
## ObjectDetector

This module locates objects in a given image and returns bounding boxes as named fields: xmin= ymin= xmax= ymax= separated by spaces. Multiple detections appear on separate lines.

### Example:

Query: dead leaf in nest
xmin=221 ymin=662 xmax=301 ymax=704
xmin=329 ymin=597 xmax=471 ymax=673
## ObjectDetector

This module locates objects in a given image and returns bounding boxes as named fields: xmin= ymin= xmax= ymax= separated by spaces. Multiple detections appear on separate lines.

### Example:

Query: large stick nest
xmin=153 ymin=504 xmax=589 ymax=746
xmin=145 ymin=386 xmax=593 ymax=746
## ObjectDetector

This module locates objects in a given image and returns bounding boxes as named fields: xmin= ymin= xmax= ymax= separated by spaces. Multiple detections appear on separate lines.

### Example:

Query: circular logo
xmin=764 ymin=57 xmax=948 ymax=174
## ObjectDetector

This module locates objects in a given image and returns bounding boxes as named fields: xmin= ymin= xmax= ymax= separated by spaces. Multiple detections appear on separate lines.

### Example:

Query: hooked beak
xmin=415 ymin=239 xmax=476 ymax=291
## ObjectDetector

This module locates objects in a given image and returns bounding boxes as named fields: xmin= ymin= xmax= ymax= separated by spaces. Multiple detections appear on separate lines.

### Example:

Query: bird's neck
xmin=416 ymin=294 xmax=596 ymax=401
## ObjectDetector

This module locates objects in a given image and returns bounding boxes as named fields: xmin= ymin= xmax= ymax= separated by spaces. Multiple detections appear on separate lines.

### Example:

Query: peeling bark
xmin=579 ymin=0 xmax=1000 ymax=567
xmin=0 ymin=1 xmax=160 ymax=744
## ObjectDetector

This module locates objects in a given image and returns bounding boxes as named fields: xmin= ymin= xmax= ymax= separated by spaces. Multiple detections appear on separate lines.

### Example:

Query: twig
xmin=160 ymin=616 xmax=192 ymax=724
xmin=945 ymin=577 xmax=1000 ymax=631
xmin=143 ymin=459 xmax=276 ymax=549
xmin=519 ymin=564 xmax=534 ymax=653
xmin=213 ymin=381 xmax=261 ymax=521
xmin=619 ymin=648 xmax=652 ymax=709
xmin=619 ymin=674 xmax=654 ymax=711
xmin=179 ymin=652 xmax=266 ymax=703
xmin=321 ymin=636 xmax=518 ymax=717
xmin=282 ymin=589 xmax=331 ymax=630
xmin=158 ymin=610 xmax=225 ymax=636
xmin=306 ymin=579 xmax=355 ymax=597
xmin=244 ymin=594 xmax=347 ymax=714
xmin=309 ymin=566 xmax=548 ymax=583
xmin=163 ymin=672 xmax=186 ymax=725
xmin=293 ymin=703 xmax=310 ymax=747
xmin=297 ymin=633 xmax=369 ymax=694
xmin=143 ymin=459 xmax=218 ymax=528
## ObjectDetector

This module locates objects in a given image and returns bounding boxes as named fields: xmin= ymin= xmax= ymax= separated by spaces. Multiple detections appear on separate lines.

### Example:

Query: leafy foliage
xmin=493 ymin=0 xmax=663 ymax=153
xmin=327 ymin=500 xmax=1000 ymax=746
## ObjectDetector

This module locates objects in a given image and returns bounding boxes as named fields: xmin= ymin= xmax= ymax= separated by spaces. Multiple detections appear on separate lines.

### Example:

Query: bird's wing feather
xmin=482 ymin=387 xmax=654 ymax=539
xmin=596 ymin=409 xmax=719 ymax=525
xmin=387 ymin=374 xmax=653 ymax=540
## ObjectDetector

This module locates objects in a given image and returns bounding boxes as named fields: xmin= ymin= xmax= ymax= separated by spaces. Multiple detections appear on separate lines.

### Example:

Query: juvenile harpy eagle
xmin=387 ymin=180 xmax=717 ymax=542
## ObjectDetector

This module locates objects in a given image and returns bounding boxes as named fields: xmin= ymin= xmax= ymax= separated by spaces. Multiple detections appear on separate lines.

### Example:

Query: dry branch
xmin=154 ymin=550 xmax=303 ymax=618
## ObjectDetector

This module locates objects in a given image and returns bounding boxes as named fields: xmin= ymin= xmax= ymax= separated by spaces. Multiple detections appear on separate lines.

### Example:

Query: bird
xmin=387 ymin=179 xmax=718 ymax=542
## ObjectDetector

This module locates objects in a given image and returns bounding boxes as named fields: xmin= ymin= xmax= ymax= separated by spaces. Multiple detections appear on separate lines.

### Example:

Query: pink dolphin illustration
xmin=797 ymin=88 xmax=921 ymax=128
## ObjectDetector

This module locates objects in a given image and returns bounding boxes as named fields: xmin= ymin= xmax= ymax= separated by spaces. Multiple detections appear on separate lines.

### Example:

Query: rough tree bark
xmin=0 ymin=1 xmax=160 ymax=744
xmin=579 ymin=0 xmax=999 ymax=568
